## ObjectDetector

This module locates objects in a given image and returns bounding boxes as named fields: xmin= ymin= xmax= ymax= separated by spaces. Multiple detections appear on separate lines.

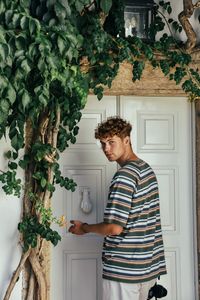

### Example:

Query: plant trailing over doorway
xmin=1 ymin=0 xmax=200 ymax=299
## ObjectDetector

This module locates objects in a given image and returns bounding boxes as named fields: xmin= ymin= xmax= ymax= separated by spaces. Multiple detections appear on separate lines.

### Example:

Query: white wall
xmin=0 ymin=138 xmax=22 ymax=300
xmin=1 ymin=1 xmax=199 ymax=299
xmin=155 ymin=0 xmax=200 ymax=44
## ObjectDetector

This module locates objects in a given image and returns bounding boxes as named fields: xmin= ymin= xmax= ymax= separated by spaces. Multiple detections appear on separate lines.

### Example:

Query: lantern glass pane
xmin=124 ymin=1 xmax=154 ymax=40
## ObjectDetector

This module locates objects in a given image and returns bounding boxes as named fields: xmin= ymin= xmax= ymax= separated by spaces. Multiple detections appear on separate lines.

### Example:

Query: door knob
xmin=80 ymin=187 xmax=93 ymax=214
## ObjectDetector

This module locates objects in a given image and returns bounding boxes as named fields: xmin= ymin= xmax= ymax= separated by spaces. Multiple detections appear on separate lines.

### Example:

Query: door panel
xmin=51 ymin=96 xmax=117 ymax=300
xmin=121 ymin=96 xmax=195 ymax=300
xmin=64 ymin=253 xmax=102 ymax=300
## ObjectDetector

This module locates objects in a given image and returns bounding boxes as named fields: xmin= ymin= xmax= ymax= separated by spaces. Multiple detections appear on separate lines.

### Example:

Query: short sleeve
xmin=104 ymin=169 xmax=136 ymax=227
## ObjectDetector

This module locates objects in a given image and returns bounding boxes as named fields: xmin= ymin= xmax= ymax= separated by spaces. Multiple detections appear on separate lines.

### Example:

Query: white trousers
xmin=102 ymin=278 xmax=156 ymax=300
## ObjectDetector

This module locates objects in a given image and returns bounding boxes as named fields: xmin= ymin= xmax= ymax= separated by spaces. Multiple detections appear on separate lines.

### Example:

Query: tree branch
xmin=178 ymin=0 xmax=200 ymax=52
xmin=26 ymin=271 xmax=36 ymax=300
xmin=28 ymin=250 xmax=47 ymax=300
xmin=183 ymin=0 xmax=194 ymax=16
xmin=194 ymin=0 xmax=200 ymax=9
xmin=3 ymin=248 xmax=31 ymax=300
xmin=52 ymin=106 xmax=60 ymax=149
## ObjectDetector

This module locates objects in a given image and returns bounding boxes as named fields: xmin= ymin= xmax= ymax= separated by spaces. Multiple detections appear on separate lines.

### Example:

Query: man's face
xmin=99 ymin=135 xmax=128 ymax=162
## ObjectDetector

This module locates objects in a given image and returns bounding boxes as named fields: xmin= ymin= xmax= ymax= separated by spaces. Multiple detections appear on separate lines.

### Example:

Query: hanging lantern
xmin=124 ymin=0 xmax=156 ymax=40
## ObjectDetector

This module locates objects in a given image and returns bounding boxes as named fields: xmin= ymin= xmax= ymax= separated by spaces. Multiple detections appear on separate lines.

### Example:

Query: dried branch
xmin=52 ymin=106 xmax=60 ymax=149
xmin=26 ymin=272 xmax=36 ymax=300
xmin=3 ymin=248 xmax=31 ymax=300
xmin=178 ymin=0 xmax=200 ymax=52
xmin=42 ymin=106 xmax=61 ymax=208
xmin=28 ymin=250 xmax=47 ymax=300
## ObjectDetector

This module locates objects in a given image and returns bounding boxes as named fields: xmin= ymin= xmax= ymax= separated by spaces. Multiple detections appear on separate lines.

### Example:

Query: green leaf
xmin=13 ymin=152 xmax=18 ymax=159
xmin=0 ymin=2 xmax=6 ymax=14
xmin=0 ymin=75 xmax=8 ymax=89
xmin=46 ymin=183 xmax=55 ymax=192
xmin=8 ymin=162 xmax=18 ymax=170
xmin=100 ymin=0 xmax=112 ymax=13
xmin=21 ymin=59 xmax=31 ymax=74
xmin=0 ymin=43 xmax=9 ymax=60
xmin=172 ymin=21 xmax=179 ymax=32
xmin=19 ymin=159 xmax=28 ymax=169
xmin=12 ymin=13 xmax=21 ymax=28
xmin=28 ymin=44 xmax=38 ymax=58
xmin=54 ymin=2 xmax=66 ymax=21
xmin=97 ymin=92 xmax=103 ymax=100
xmin=160 ymin=60 xmax=170 ymax=76
xmin=70 ymin=135 xmax=76 ymax=144
xmin=57 ymin=36 xmax=65 ymax=55
xmin=11 ymin=134 xmax=19 ymax=151
xmin=5 ymin=10 xmax=13 ymax=25
xmin=11 ymin=134 xmax=24 ymax=151
xmin=31 ymin=238 xmax=37 ymax=248
xmin=59 ymin=0 xmax=71 ymax=15
xmin=38 ymin=93 xmax=48 ymax=106
xmin=46 ymin=0 xmax=56 ymax=7
xmin=73 ymin=126 xmax=79 ymax=136
xmin=41 ymin=177 xmax=47 ymax=188
xmin=75 ymin=1 xmax=84 ymax=13
xmin=33 ymin=172 xmax=42 ymax=180
xmin=132 ymin=60 xmax=145 ymax=81
xmin=1 ymin=99 xmax=10 ymax=113
xmin=20 ymin=15 xmax=29 ymax=30
xmin=19 ymin=0 xmax=30 ymax=8
xmin=21 ymin=90 xmax=31 ymax=110
xmin=29 ymin=18 xmax=36 ymax=35
xmin=4 ymin=151 xmax=12 ymax=159
xmin=167 ymin=6 xmax=172 ymax=14
xmin=0 ymin=111 xmax=7 ymax=125
xmin=7 ymin=84 xmax=16 ymax=104
xmin=15 ymin=34 xmax=27 ymax=50
xmin=143 ymin=45 xmax=153 ymax=60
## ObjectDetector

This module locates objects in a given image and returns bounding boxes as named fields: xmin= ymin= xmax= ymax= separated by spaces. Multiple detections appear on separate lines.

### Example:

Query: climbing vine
xmin=1 ymin=0 xmax=200 ymax=299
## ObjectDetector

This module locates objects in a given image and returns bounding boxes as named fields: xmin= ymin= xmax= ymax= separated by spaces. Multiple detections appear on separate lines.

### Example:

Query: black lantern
xmin=124 ymin=0 xmax=155 ymax=40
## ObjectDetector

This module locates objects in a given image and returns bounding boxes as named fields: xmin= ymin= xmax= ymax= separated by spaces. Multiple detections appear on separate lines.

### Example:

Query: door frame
xmin=195 ymin=101 xmax=200 ymax=299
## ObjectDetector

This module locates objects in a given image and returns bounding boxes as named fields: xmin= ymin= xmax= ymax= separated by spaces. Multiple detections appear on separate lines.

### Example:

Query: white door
xmin=51 ymin=96 xmax=117 ymax=300
xmin=51 ymin=95 xmax=196 ymax=300
xmin=121 ymin=96 xmax=196 ymax=300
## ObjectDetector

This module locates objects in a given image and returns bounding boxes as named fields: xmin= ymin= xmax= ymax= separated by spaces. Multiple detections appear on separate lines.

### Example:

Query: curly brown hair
xmin=94 ymin=116 xmax=132 ymax=139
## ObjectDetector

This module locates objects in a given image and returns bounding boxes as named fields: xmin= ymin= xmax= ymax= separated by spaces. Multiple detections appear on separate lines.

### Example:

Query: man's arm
xmin=68 ymin=220 xmax=123 ymax=236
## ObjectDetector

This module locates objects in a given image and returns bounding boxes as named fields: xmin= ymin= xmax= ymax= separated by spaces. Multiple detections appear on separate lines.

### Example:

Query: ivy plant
xmin=1 ymin=0 xmax=200 ymax=299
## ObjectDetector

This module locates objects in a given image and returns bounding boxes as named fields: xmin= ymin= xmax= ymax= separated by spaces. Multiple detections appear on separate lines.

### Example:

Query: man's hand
xmin=68 ymin=220 xmax=123 ymax=236
xmin=68 ymin=220 xmax=87 ymax=235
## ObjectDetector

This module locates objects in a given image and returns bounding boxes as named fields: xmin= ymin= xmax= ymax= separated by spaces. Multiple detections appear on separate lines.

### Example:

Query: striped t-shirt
xmin=102 ymin=159 xmax=167 ymax=283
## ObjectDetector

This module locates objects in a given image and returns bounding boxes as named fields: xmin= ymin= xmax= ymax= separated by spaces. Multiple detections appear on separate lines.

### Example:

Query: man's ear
xmin=124 ymin=136 xmax=130 ymax=145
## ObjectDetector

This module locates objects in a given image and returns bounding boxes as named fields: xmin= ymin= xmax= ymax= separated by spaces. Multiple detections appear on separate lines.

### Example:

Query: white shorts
xmin=102 ymin=278 xmax=156 ymax=300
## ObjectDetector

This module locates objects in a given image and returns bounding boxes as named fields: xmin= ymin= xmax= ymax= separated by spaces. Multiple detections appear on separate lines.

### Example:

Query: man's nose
xmin=104 ymin=143 xmax=110 ymax=153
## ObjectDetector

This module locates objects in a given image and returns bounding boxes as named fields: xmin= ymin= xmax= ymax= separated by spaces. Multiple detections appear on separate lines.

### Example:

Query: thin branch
xmin=157 ymin=10 xmax=183 ymax=51
xmin=52 ymin=106 xmax=61 ymax=149
xmin=3 ymin=248 xmax=31 ymax=300
xmin=194 ymin=0 xmax=200 ymax=9
xmin=178 ymin=11 xmax=196 ymax=52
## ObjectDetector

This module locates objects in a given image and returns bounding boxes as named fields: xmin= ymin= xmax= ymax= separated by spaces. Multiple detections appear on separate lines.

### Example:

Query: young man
xmin=69 ymin=116 xmax=167 ymax=300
